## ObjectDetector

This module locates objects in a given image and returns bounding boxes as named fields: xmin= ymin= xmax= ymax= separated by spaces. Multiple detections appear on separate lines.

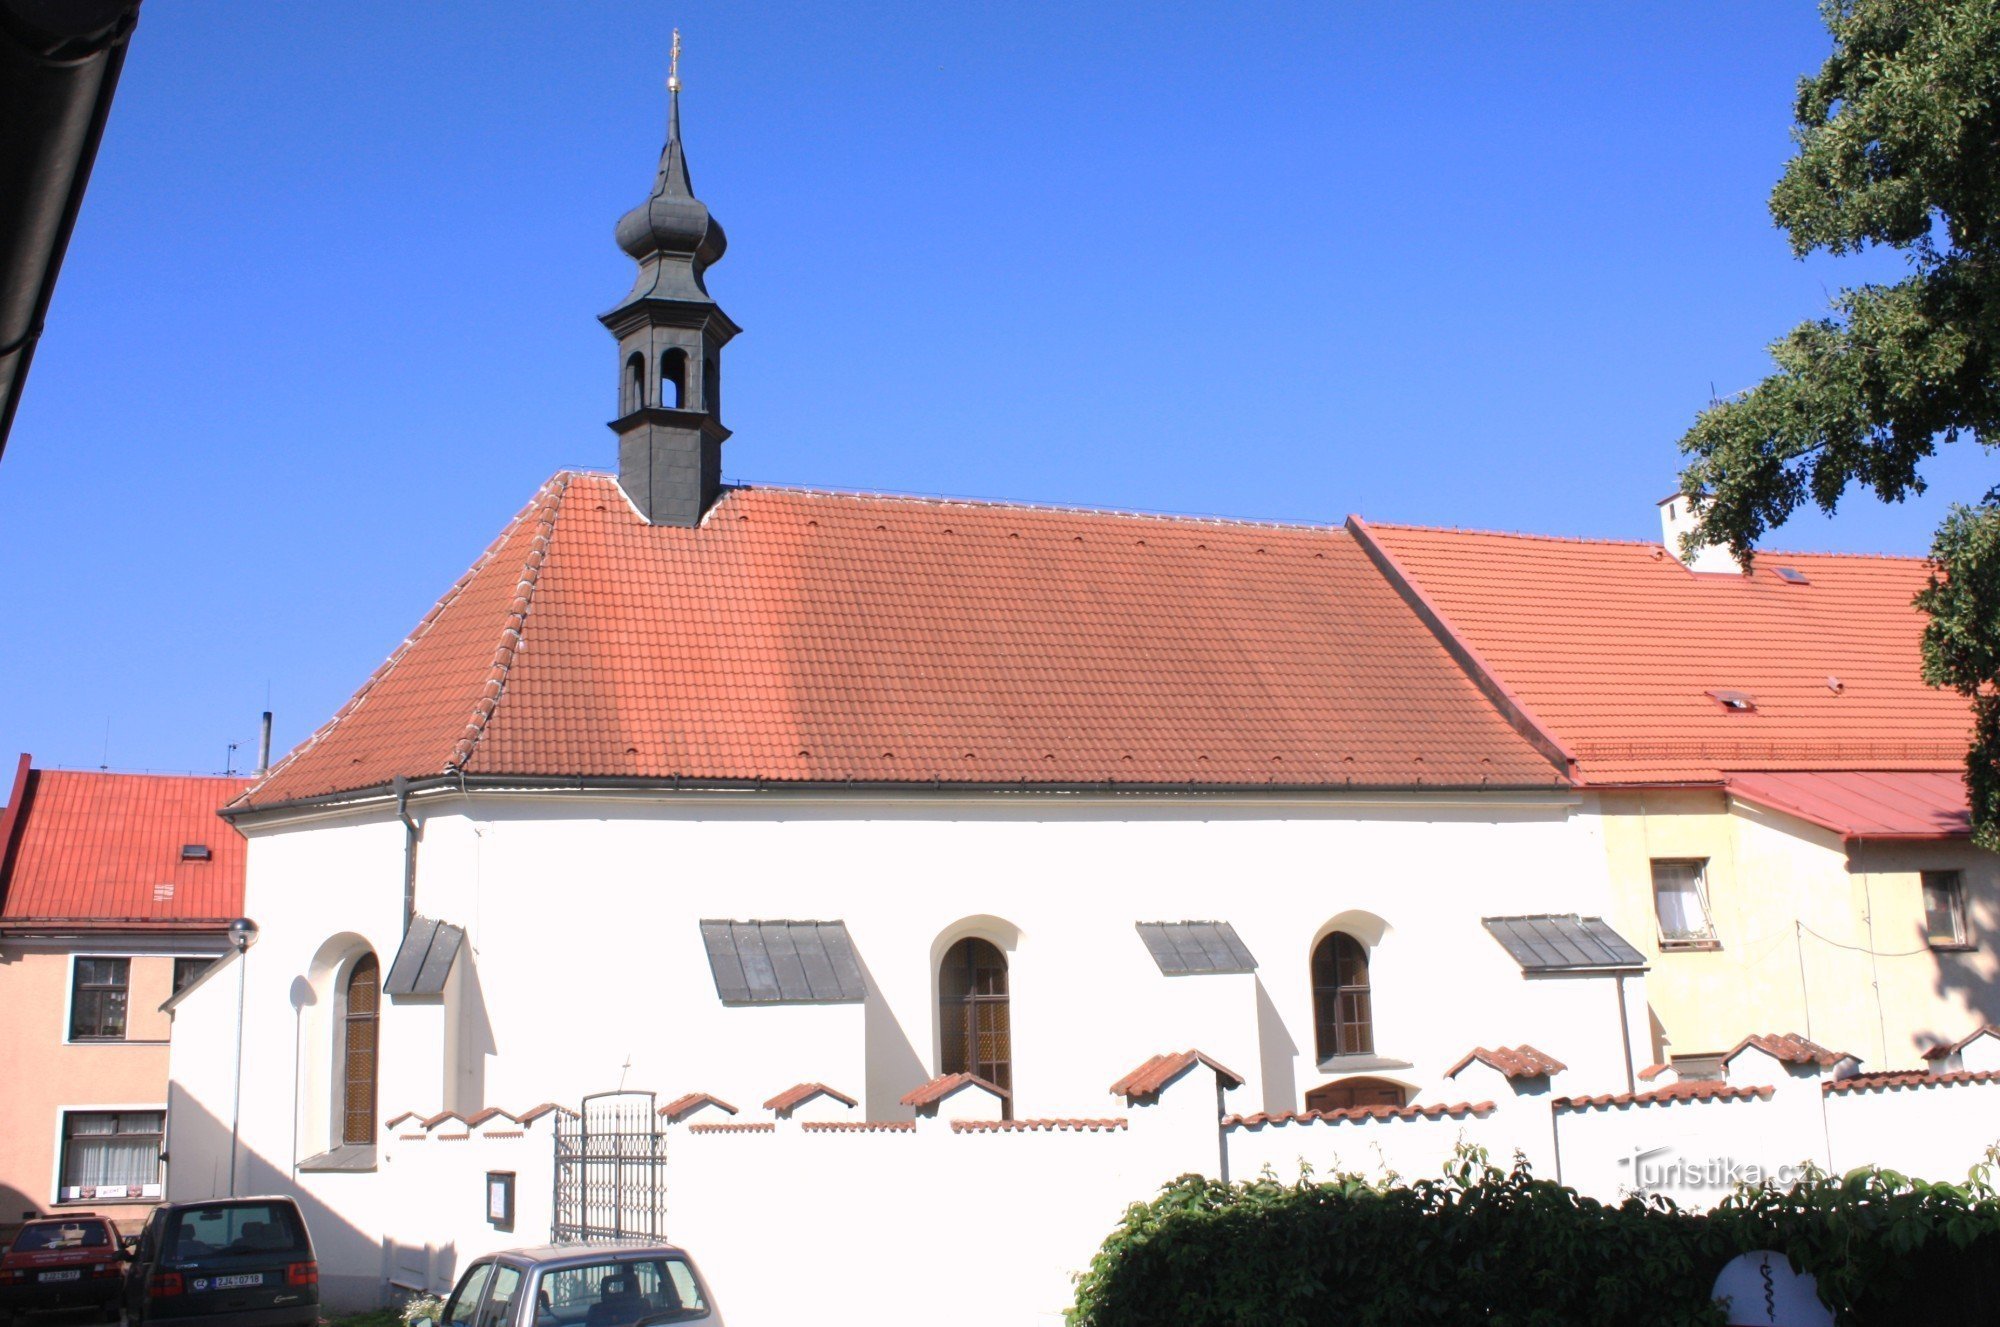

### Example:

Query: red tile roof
xmin=1224 ymin=1101 xmax=1495 ymax=1128
xmin=1444 ymin=1045 xmax=1567 ymax=1080
xmin=1355 ymin=520 xmax=1969 ymax=785
xmin=1110 ymin=1050 xmax=1246 ymax=1100
xmin=1723 ymin=1032 xmax=1855 ymax=1069
xmin=687 ymin=1121 xmax=776 ymax=1134
xmin=1725 ymin=770 xmax=1970 ymax=840
xmin=0 ymin=761 xmax=251 ymax=931
xmin=950 ymin=1118 xmax=1127 ymax=1133
xmin=1920 ymin=1024 xmax=2000 ymax=1061
xmin=1637 ymin=1062 xmax=1671 ymax=1082
xmin=900 ymin=1073 xmax=1008 ymax=1108
xmin=762 ymin=1082 xmax=857 ymax=1115
xmin=237 ymin=475 xmax=1564 ymax=809
xmin=1553 ymin=1082 xmax=1774 ymax=1110
xmin=800 ymin=1121 xmax=918 ymax=1133
xmin=659 ymin=1092 xmax=738 ymax=1122
xmin=1822 ymin=1068 xmax=2000 ymax=1095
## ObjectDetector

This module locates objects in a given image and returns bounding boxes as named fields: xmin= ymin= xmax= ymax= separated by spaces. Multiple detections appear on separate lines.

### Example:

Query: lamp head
xmin=226 ymin=917 xmax=259 ymax=953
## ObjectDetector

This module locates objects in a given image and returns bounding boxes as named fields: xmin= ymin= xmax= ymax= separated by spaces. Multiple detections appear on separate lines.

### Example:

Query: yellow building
xmin=1352 ymin=509 xmax=1998 ymax=1072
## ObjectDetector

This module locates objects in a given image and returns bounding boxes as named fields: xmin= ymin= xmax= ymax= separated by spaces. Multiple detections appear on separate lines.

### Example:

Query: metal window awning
xmin=1483 ymin=915 xmax=1645 ymax=973
xmin=700 ymin=919 xmax=866 ymax=1004
xmin=1135 ymin=921 xmax=1258 ymax=975
xmin=384 ymin=915 xmax=465 ymax=997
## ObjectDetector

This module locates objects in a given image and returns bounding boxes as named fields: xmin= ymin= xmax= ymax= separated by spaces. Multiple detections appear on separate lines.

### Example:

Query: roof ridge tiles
xmin=449 ymin=472 xmax=573 ymax=772
xmin=1362 ymin=519 xmax=1929 ymax=563
xmin=238 ymin=476 xmax=575 ymax=807
xmin=724 ymin=476 xmax=1349 ymax=533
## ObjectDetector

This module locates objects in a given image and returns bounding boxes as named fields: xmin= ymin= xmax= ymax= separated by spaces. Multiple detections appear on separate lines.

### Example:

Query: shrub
xmin=1067 ymin=1146 xmax=2000 ymax=1326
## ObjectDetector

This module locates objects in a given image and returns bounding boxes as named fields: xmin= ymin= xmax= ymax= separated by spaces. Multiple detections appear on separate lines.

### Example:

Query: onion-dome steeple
xmin=602 ymin=31 xmax=740 ymax=528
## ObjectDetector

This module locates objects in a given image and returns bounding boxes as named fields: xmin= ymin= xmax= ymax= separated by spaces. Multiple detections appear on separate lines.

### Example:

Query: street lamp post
xmin=226 ymin=917 xmax=259 ymax=1196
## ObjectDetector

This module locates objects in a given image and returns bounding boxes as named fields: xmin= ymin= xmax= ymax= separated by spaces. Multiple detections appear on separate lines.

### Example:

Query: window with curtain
xmin=342 ymin=953 xmax=380 ymax=1146
xmin=1651 ymin=859 xmax=1718 ymax=948
xmin=59 ymin=1110 xmax=163 ymax=1200
xmin=1311 ymin=933 xmax=1373 ymax=1060
xmin=69 ymin=957 xmax=130 ymax=1040
xmin=939 ymin=938 xmax=1011 ymax=1115
xmin=1924 ymin=870 xmax=1970 ymax=947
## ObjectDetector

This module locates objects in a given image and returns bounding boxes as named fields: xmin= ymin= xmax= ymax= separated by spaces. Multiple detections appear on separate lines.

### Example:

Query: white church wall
xmin=381 ymin=789 xmax=1617 ymax=1121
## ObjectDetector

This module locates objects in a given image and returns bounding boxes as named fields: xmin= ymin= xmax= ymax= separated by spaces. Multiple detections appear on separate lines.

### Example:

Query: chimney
xmin=1658 ymin=493 xmax=1744 ymax=575
xmin=256 ymin=711 xmax=272 ymax=776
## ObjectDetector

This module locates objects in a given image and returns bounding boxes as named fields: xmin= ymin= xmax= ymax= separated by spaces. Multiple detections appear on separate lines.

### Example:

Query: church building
xmin=156 ymin=61 xmax=2000 ymax=1324
xmin=160 ymin=68 xmax=1650 ymax=1309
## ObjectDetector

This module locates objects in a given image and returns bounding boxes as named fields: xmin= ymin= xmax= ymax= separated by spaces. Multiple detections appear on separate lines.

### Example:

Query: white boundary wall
xmin=233 ymin=1053 xmax=2000 ymax=1325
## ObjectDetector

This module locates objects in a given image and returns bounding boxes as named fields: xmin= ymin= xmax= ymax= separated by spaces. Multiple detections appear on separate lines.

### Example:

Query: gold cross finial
xmin=667 ymin=29 xmax=682 ymax=94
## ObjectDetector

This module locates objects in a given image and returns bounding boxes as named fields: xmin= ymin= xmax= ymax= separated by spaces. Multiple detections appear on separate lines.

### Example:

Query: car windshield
xmin=164 ymin=1204 xmax=307 ymax=1261
xmin=11 ymin=1222 xmax=111 ymax=1252
xmin=535 ymin=1258 xmax=707 ymax=1327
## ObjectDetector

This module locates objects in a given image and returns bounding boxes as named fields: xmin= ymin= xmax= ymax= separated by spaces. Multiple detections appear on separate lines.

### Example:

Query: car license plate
xmin=212 ymin=1274 xmax=264 ymax=1290
xmin=39 ymin=1270 xmax=82 ymax=1282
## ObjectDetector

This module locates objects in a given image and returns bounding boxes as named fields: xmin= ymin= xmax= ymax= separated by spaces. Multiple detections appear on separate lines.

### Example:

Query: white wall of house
xmin=166 ymin=784 xmax=1663 ymax=1311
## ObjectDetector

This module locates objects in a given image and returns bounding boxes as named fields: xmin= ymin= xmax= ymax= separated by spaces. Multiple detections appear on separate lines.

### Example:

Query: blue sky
xmin=0 ymin=2 xmax=1978 ymax=775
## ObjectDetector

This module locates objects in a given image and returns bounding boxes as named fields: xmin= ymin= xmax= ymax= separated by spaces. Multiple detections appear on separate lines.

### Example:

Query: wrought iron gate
xmin=552 ymin=1090 xmax=667 ymax=1243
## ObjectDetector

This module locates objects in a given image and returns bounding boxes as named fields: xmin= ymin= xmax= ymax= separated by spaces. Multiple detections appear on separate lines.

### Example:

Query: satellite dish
xmin=1712 ymin=1252 xmax=1832 ymax=1327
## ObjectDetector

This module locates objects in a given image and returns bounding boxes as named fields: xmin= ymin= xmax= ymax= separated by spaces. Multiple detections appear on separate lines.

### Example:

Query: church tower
xmin=603 ymin=35 xmax=739 ymax=527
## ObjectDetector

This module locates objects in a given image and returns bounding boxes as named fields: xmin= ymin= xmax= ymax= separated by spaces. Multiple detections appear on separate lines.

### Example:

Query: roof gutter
xmin=1345 ymin=515 xmax=1577 ymax=779
xmin=0 ymin=0 xmax=142 ymax=458
xmin=224 ymin=770 xmax=1581 ymax=822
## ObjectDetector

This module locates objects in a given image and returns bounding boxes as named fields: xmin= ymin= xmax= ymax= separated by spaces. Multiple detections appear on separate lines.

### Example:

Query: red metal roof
xmin=1357 ymin=520 xmax=1969 ymax=785
xmin=1724 ymin=769 xmax=1970 ymax=840
xmin=239 ymin=474 xmax=1564 ymax=808
xmin=0 ymin=761 xmax=251 ymax=931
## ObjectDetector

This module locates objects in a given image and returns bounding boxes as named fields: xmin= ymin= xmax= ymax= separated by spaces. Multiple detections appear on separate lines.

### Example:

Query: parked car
xmin=0 ymin=1215 xmax=127 ymax=1324
xmin=119 ymin=1199 xmax=316 ymax=1327
xmin=422 ymin=1243 xmax=718 ymax=1327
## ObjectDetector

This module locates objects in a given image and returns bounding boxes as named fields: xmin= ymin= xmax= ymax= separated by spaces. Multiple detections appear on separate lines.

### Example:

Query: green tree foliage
xmin=1067 ymin=1148 xmax=2000 ymax=1326
xmin=1676 ymin=0 xmax=2000 ymax=843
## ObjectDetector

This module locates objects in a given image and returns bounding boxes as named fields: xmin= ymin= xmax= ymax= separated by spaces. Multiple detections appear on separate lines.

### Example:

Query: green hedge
xmin=1067 ymin=1147 xmax=2000 ymax=1326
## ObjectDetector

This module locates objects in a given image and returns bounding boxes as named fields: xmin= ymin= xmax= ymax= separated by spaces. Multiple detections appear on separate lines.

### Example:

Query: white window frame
xmin=63 ymin=950 xmax=216 ymax=1046
xmin=49 ymin=1103 xmax=167 ymax=1207
xmin=1651 ymin=858 xmax=1720 ymax=950
xmin=64 ymin=953 xmax=136 ymax=1044
xmin=1923 ymin=870 xmax=1972 ymax=950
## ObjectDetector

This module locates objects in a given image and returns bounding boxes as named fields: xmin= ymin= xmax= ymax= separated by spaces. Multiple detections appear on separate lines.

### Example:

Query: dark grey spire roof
xmin=612 ymin=86 xmax=726 ymax=303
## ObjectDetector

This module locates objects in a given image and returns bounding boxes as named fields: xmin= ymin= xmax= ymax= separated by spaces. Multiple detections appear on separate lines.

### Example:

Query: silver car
xmin=423 ymin=1243 xmax=719 ymax=1327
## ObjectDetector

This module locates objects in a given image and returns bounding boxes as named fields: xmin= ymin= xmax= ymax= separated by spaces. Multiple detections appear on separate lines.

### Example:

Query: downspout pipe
xmin=393 ymin=775 xmax=417 ymax=932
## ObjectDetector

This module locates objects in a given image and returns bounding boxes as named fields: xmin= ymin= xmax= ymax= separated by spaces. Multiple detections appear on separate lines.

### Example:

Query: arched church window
xmin=342 ymin=953 xmax=380 ymax=1145
xmin=939 ymin=937 xmax=1011 ymax=1114
xmin=702 ymin=354 xmax=718 ymax=415
xmin=1311 ymin=932 xmax=1373 ymax=1060
xmin=623 ymin=353 xmax=646 ymax=414
xmin=660 ymin=348 xmax=687 ymax=409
